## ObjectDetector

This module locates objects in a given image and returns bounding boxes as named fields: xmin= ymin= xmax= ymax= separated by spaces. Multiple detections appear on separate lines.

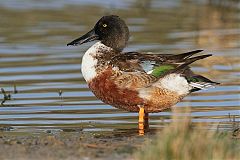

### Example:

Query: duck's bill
xmin=67 ymin=29 xmax=99 ymax=46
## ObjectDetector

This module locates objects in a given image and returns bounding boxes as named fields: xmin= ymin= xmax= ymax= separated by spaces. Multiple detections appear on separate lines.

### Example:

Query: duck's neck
xmin=81 ymin=42 xmax=117 ymax=82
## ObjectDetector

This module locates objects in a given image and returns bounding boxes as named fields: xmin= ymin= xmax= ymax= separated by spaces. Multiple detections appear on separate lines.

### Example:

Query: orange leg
xmin=138 ymin=107 xmax=149 ymax=135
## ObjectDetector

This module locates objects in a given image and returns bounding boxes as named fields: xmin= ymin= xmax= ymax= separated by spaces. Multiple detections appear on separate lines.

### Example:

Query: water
xmin=0 ymin=0 xmax=239 ymax=133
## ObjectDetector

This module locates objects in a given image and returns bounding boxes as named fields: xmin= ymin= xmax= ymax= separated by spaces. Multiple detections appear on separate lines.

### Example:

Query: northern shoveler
xmin=67 ymin=15 xmax=219 ymax=135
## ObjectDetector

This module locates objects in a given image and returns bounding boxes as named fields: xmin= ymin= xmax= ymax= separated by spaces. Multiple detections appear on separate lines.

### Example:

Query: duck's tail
xmin=187 ymin=75 xmax=220 ymax=92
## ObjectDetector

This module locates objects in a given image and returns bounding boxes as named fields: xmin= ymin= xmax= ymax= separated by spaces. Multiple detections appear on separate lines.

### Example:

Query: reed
xmin=136 ymin=108 xmax=240 ymax=160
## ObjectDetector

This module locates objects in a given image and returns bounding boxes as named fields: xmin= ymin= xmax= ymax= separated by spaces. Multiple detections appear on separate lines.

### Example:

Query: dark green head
xmin=67 ymin=15 xmax=129 ymax=51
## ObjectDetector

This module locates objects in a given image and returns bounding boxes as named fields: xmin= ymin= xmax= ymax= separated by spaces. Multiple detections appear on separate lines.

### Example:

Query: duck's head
xmin=67 ymin=15 xmax=129 ymax=51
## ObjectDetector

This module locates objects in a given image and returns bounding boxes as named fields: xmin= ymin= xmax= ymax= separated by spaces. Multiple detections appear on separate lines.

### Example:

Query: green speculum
xmin=151 ymin=65 xmax=174 ymax=77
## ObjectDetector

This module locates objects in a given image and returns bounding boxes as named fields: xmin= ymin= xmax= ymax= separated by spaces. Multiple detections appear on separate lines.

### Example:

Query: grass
xmin=136 ymin=109 xmax=240 ymax=160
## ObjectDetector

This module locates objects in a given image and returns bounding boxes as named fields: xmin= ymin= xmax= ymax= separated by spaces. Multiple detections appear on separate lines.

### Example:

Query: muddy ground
xmin=0 ymin=129 xmax=154 ymax=160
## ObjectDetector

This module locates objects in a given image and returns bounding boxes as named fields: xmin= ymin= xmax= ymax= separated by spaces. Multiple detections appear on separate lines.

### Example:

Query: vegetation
xmin=136 ymin=110 xmax=240 ymax=160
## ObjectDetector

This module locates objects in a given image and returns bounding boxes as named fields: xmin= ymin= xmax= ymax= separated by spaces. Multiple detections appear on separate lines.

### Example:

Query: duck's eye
xmin=102 ymin=24 xmax=107 ymax=28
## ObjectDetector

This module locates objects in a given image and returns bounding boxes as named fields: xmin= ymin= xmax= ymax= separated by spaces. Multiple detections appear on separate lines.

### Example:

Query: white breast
xmin=81 ymin=42 xmax=111 ymax=82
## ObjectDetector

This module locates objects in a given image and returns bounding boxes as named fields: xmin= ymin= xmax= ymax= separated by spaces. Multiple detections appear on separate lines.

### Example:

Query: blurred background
xmin=0 ymin=0 xmax=239 ymax=134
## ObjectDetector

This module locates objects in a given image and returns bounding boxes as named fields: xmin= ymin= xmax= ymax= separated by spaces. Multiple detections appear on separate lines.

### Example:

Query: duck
xmin=67 ymin=15 xmax=219 ymax=135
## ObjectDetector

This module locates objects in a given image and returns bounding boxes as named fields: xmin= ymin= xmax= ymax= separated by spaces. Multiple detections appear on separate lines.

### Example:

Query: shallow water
xmin=0 ymin=0 xmax=239 ymax=134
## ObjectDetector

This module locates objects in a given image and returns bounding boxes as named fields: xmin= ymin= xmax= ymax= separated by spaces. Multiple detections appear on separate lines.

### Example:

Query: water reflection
xmin=0 ymin=0 xmax=239 ymax=133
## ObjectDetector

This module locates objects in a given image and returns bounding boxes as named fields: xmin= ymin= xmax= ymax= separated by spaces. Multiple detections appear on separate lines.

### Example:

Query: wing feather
xmin=110 ymin=49 xmax=207 ymax=74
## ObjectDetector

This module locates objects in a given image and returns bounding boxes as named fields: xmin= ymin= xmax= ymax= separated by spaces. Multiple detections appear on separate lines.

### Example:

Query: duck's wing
xmin=110 ymin=49 xmax=205 ymax=74
xmin=110 ymin=50 xmax=217 ymax=90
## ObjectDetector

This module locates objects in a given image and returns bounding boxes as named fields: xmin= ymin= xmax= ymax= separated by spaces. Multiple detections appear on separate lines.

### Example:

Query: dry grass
xmin=136 ymin=109 xmax=240 ymax=160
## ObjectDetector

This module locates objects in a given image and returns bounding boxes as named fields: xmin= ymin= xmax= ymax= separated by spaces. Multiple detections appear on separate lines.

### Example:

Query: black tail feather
xmin=187 ymin=75 xmax=220 ymax=92
xmin=188 ymin=75 xmax=220 ymax=85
